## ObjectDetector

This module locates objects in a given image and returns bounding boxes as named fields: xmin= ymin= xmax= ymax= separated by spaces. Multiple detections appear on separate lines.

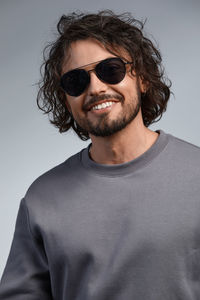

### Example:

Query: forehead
xmin=62 ymin=39 xmax=130 ymax=72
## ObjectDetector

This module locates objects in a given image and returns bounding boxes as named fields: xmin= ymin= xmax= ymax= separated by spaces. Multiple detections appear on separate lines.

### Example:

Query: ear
xmin=139 ymin=77 xmax=148 ymax=94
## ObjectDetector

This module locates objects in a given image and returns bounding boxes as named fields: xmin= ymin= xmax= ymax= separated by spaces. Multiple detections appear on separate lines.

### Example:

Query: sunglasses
xmin=60 ymin=57 xmax=132 ymax=97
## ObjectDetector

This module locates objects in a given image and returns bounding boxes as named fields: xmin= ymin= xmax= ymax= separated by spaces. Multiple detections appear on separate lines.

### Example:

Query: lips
xmin=87 ymin=99 xmax=119 ymax=111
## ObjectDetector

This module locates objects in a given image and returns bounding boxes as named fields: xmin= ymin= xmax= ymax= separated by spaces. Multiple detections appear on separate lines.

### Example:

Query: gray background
xmin=0 ymin=0 xmax=199 ymax=278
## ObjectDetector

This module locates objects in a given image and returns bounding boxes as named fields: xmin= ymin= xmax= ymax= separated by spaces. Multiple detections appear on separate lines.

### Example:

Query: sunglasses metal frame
xmin=60 ymin=57 xmax=133 ymax=96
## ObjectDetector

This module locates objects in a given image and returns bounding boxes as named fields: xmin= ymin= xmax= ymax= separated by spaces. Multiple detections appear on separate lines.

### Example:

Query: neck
xmin=89 ymin=122 xmax=159 ymax=165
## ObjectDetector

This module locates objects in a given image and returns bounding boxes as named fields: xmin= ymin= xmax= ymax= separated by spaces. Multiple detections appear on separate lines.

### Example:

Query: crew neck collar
xmin=81 ymin=129 xmax=169 ymax=177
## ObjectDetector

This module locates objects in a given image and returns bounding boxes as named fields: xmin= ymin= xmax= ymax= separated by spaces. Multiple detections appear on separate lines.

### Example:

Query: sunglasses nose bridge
xmin=86 ymin=69 xmax=108 ymax=95
xmin=87 ymin=66 xmax=97 ymax=76
xmin=86 ymin=66 xmax=102 ymax=83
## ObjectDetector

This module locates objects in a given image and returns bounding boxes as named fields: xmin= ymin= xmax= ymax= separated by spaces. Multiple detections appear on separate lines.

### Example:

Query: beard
xmin=87 ymin=101 xmax=141 ymax=137
xmin=73 ymin=88 xmax=141 ymax=137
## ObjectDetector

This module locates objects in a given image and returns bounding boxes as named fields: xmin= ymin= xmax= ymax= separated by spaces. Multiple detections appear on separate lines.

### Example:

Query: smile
xmin=91 ymin=101 xmax=115 ymax=111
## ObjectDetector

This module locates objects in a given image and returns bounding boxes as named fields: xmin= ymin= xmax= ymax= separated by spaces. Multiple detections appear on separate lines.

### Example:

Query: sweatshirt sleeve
xmin=0 ymin=198 xmax=53 ymax=299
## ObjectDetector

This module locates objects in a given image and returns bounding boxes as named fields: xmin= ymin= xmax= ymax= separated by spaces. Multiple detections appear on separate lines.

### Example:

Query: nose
xmin=86 ymin=71 xmax=108 ymax=96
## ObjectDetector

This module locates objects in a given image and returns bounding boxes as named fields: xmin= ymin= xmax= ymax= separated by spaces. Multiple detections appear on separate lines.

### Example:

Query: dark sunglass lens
xmin=60 ymin=69 xmax=89 ymax=96
xmin=96 ymin=58 xmax=126 ymax=84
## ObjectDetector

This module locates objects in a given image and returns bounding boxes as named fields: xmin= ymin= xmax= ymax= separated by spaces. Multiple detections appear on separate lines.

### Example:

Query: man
xmin=0 ymin=10 xmax=200 ymax=300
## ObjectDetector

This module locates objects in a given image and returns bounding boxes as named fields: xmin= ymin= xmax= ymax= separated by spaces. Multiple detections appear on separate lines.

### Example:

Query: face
xmin=62 ymin=39 xmax=145 ymax=137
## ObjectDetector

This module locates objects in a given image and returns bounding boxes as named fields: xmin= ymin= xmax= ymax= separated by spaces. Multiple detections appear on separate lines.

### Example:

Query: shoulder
xmin=24 ymin=148 xmax=85 ymax=206
xmin=167 ymin=132 xmax=200 ymax=158
xmin=165 ymin=131 xmax=200 ymax=176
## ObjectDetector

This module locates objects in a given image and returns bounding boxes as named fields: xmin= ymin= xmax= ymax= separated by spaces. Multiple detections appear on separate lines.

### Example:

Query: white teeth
xmin=91 ymin=101 xmax=114 ymax=111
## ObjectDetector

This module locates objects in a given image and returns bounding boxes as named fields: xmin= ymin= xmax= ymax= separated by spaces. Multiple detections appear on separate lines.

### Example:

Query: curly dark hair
xmin=37 ymin=10 xmax=171 ymax=141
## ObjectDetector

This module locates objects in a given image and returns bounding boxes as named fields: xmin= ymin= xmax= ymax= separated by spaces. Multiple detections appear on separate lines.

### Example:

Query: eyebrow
xmin=68 ymin=56 xmax=118 ymax=72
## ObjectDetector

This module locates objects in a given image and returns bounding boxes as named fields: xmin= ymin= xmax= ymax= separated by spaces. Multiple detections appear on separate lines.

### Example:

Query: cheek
xmin=110 ymin=78 xmax=136 ymax=96
xmin=66 ymin=96 xmax=85 ymax=117
xmin=122 ymin=75 xmax=140 ymax=93
xmin=65 ymin=96 xmax=79 ymax=113
xmin=65 ymin=101 xmax=71 ymax=113
xmin=113 ymin=78 xmax=141 ymax=102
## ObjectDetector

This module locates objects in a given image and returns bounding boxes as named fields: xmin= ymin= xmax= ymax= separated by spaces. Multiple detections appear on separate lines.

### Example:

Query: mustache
xmin=83 ymin=94 xmax=124 ymax=111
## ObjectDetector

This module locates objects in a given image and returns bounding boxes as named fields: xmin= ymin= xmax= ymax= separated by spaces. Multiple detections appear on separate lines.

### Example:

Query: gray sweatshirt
xmin=1 ymin=129 xmax=200 ymax=300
